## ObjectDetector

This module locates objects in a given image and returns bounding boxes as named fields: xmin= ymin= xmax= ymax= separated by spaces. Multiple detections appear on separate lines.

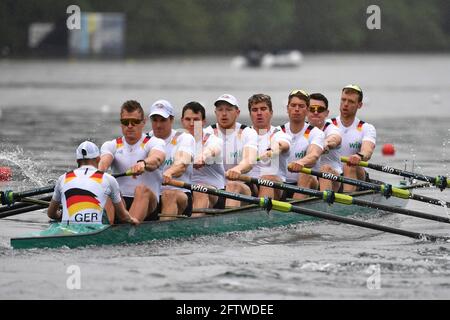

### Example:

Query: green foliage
xmin=0 ymin=0 xmax=449 ymax=57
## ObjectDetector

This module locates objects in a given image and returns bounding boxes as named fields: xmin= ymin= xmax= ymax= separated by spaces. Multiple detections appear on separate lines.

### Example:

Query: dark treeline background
xmin=1 ymin=0 xmax=449 ymax=57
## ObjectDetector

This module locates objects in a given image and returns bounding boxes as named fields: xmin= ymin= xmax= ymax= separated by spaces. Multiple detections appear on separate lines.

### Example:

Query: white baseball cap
xmin=148 ymin=99 xmax=174 ymax=118
xmin=214 ymin=94 xmax=239 ymax=108
xmin=76 ymin=141 xmax=100 ymax=160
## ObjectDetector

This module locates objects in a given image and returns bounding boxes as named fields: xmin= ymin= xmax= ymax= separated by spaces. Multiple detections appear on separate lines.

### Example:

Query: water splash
xmin=0 ymin=145 xmax=54 ymax=188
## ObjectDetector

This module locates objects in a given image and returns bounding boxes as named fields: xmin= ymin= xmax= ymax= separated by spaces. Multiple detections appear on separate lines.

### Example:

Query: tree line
xmin=1 ymin=0 xmax=449 ymax=57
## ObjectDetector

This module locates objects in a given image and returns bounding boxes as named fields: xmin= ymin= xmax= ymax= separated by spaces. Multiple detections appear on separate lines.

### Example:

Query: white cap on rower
xmin=148 ymin=99 xmax=174 ymax=118
xmin=76 ymin=141 xmax=100 ymax=160
xmin=214 ymin=94 xmax=239 ymax=108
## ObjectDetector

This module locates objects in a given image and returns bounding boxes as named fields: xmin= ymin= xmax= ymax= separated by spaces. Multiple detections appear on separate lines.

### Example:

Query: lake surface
xmin=0 ymin=54 xmax=449 ymax=300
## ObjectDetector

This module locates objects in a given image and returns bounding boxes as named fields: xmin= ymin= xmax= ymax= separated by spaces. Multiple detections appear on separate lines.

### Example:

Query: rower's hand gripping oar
xmin=112 ymin=169 xmax=133 ymax=178
xmin=165 ymin=179 xmax=450 ymax=242
xmin=300 ymin=167 xmax=450 ymax=208
xmin=341 ymin=157 xmax=450 ymax=191
xmin=237 ymin=175 xmax=450 ymax=224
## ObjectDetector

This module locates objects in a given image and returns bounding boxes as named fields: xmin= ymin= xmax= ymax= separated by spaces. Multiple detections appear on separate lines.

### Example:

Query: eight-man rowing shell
xmin=10 ymin=182 xmax=421 ymax=249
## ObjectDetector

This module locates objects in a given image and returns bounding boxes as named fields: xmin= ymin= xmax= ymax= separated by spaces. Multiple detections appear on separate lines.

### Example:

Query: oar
xmin=0 ymin=204 xmax=46 ymax=219
xmin=19 ymin=197 xmax=51 ymax=206
xmin=300 ymin=167 xmax=450 ymax=208
xmin=0 ymin=185 xmax=54 ymax=206
xmin=341 ymin=157 xmax=450 ymax=190
xmin=165 ymin=180 xmax=449 ymax=242
xmin=237 ymin=175 xmax=450 ymax=224
xmin=0 ymin=195 xmax=52 ymax=214
xmin=112 ymin=170 xmax=133 ymax=178
xmin=0 ymin=170 xmax=132 ymax=207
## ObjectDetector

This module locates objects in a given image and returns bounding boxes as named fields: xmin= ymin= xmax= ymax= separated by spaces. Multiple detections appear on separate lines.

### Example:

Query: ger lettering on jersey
xmin=52 ymin=166 xmax=122 ymax=224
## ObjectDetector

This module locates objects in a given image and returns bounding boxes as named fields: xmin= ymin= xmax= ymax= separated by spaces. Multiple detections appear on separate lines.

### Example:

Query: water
xmin=0 ymin=54 xmax=450 ymax=300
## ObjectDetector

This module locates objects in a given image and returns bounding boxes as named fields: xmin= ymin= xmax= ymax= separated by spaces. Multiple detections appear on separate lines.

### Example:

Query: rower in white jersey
xmin=246 ymin=94 xmax=291 ymax=200
xmin=204 ymin=94 xmax=258 ymax=207
xmin=306 ymin=93 xmax=342 ymax=192
xmin=181 ymin=101 xmax=225 ymax=212
xmin=48 ymin=141 xmax=139 ymax=225
xmin=148 ymin=99 xmax=196 ymax=220
xmin=283 ymin=89 xmax=325 ymax=200
xmin=331 ymin=84 xmax=376 ymax=192
xmin=99 ymin=100 xmax=166 ymax=222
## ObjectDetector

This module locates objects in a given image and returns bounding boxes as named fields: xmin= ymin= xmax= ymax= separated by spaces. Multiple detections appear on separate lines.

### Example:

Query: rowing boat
xmin=10 ymin=181 xmax=423 ymax=249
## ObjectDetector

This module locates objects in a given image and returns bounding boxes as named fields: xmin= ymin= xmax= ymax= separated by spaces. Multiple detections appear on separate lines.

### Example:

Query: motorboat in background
xmin=231 ymin=49 xmax=303 ymax=69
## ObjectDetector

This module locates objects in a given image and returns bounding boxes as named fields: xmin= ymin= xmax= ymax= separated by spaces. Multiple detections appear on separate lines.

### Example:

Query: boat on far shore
xmin=231 ymin=49 xmax=303 ymax=69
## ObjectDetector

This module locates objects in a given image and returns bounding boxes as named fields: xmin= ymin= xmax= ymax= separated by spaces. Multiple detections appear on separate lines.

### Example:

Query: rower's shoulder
xmin=356 ymin=118 xmax=376 ymax=131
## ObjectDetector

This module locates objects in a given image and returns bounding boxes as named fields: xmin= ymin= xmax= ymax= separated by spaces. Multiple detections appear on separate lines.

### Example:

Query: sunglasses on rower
xmin=308 ymin=105 xmax=327 ymax=113
xmin=120 ymin=118 xmax=143 ymax=126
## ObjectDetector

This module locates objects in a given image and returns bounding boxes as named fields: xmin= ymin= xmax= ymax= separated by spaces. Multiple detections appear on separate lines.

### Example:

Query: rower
xmin=148 ymin=99 xmax=196 ymax=220
xmin=204 ymin=94 xmax=258 ymax=207
xmin=306 ymin=93 xmax=342 ymax=192
xmin=284 ymin=89 xmax=325 ymax=199
xmin=247 ymin=93 xmax=291 ymax=199
xmin=99 ymin=100 xmax=166 ymax=222
xmin=331 ymin=84 xmax=376 ymax=192
xmin=47 ymin=141 xmax=139 ymax=225
xmin=181 ymin=101 xmax=225 ymax=212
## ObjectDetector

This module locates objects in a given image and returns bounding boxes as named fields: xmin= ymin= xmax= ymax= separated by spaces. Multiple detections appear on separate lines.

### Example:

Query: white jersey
xmin=330 ymin=116 xmax=376 ymax=157
xmin=314 ymin=121 xmax=343 ymax=174
xmin=149 ymin=129 xmax=195 ymax=193
xmin=282 ymin=122 xmax=325 ymax=183
xmin=101 ymin=134 xmax=166 ymax=199
xmin=248 ymin=125 xmax=292 ymax=181
xmin=52 ymin=165 xmax=121 ymax=224
xmin=191 ymin=131 xmax=225 ymax=189
xmin=204 ymin=122 xmax=258 ymax=171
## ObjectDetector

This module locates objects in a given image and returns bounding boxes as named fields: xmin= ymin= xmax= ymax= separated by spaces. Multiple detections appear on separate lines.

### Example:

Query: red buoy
xmin=382 ymin=143 xmax=395 ymax=156
xmin=0 ymin=167 xmax=12 ymax=181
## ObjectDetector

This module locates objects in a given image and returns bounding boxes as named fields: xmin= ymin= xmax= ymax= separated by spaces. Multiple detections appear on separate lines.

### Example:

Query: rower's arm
xmin=232 ymin=146 xmax=257 ymax=174
xmin=99 ymin=154 xmax=114 ymax=172
xmin=164 ymin=150 xmax=192 ymax=178
xmin=144 ymin=149 xmax=165 ymax=171
xmin=359 ymin=141 xmax=376 ymax=161
xmin=203 ymin=144 xmax=221 ymax=159
xmin=276 ymin=140 xmax=290 ymax=154
xmin=47 ymin=199 xmax=62 ymax=220
xmin=113 ymin=201 xmax=138 ymax=225
xmin=295 ymin=144 xmax=322 ymax=168
xmin=325 ymin=133 xmax=342 ymax=150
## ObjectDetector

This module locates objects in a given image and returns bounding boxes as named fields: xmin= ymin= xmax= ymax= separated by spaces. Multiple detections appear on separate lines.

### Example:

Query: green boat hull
xmin=11 ymin=188 xmax=412 ymax=249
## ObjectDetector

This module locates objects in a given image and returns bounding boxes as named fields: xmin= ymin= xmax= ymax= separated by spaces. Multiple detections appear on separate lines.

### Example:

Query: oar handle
xmin=340 ymin=156 xmax=368 ymax=167
xmin=165 ymin=179 xmax=186 ymax=188
xmin=237 ymin=175 xmax=252 ymax=183
xmin=112 ymin=170 xmax=133 ymax=178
